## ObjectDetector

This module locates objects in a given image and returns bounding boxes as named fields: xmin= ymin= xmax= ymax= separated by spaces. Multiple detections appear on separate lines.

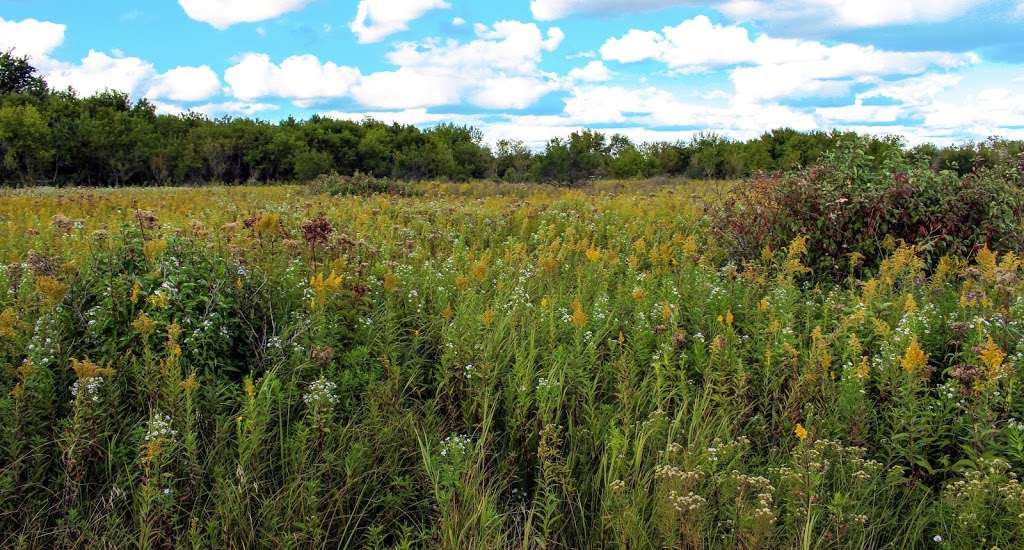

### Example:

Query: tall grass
xmin=0 ymin=180 xmax=1022 ymax=548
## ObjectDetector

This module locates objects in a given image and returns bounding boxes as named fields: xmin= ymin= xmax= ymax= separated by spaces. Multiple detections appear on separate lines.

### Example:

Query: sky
xmin=1 ymin=0 xmax=1023 ymax=148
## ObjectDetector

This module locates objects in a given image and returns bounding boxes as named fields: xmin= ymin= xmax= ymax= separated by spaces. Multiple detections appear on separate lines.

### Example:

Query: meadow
xmin=1 ymin=169 xmax=1023 ymax=549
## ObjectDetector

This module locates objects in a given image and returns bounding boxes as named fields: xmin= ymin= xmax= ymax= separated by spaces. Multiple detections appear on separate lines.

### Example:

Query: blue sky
xmin=1 ymin=0 xmax=1023 ymax=147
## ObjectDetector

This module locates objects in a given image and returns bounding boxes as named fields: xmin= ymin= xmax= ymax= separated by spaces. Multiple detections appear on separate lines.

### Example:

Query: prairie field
xmin=1 ymin=175 xmax=1023 ymax=549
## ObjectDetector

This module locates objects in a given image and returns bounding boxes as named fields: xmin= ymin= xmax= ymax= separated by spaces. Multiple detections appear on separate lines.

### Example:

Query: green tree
xmin=0 ymin=49 xmax=47 ymax=99
xmin=0 ymin=104 xmax=52 ymax=184
xmin=494 ymin=139 xmax=532 ymax=182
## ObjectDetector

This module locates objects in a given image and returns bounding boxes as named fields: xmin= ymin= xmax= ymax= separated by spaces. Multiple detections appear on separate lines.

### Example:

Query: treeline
xmin=1 ymin=49 xmax=1023 ymax=186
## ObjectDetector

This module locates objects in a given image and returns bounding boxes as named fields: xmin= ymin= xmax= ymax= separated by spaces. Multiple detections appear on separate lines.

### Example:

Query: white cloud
xmin=45 ymin=50 xmax=156 ymax=97
xmin=352 ymin=20 xmax=565 ymax=109
xmin=601 ymin=16 xmax=976 ymax=102
xmin=857 ymin=73 xmax=961 ymax=106
xmin=922 ymin=87 xmax=1024 ymax=129
xmin=191 ymin=101 xmax=281 ymax=117
xmin=452 ymin=17 xmax=466 ymax=26
xmin=350 ymin=0 xmax=451 ymax=43
xmin=474 ymin=75 xmax=557 ymax=109
xmin=721 ymin=0 xmax=977 ymax=27
xmin=147 ymin=65 xmax=221 ymax=102
xmin=44 ymin=50 xmax=222 ymax=102
xmin=561 ymin=85 xmax=818 ymax=133
xmin=178 ymin=0 xmax=312 ymax=29
xmin=531 ymin=0 xmax=685 ymax=21
xmin=225 ymin=53 xmax=361 ymax=102
xmin=324 ymin=108 xmax=485 ymax=127
xmin=532 ymin=0 xmax=979 ymax=27
xmin=568 ymin=61 xmax=612 ymax=82
xmin=353 ymin=68 xmax=461 ymax=108
xmin=0 ymin=16 xmax=66 ymax=62
xmin=815 ymin=102 xmax=905 ymax=124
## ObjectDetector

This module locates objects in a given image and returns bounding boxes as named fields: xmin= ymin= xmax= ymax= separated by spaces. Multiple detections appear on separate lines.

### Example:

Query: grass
xmin=0 ymin=180 xmax=1022 ymax=548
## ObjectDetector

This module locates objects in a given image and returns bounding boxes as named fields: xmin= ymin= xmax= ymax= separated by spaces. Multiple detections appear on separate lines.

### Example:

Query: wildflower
xmin=900 ymin=336 xmax=928 ymax=374
xmin=471 ymin=254 xmax=489 ymax=281
xmin=441 ymin=303 xmax=454 ymax=320
xmin=310 ymin=271 xmax=343 ymax=296
xmin=682 ymin=235 xmax=698 ymax=258
xmin=455 ymin=275 xmax=469 ymax=292
xmin=632 ymin=287 xmax=646 ymax=301
xmin=795 ymin=423 xmax=808 ymax=441
xmin=71 ymin=357 xmax=115 ymax=379
xmin=142 ymin=238 xmax=168 ymax=261
xmin=904 ymin=293 xmax=918 ymax=315
xmin=540 ymin=255 xmax=559 ymax=271
xmin=130 ymin=281 xmax=141 ymax=304
xmin=382 ymin=271 xmax=398 ymax=292
xmin=35 ymin=275 xmax=68 ymax=306
xmin=660 ymin=302 xmax=672 ymax=322
xmin=978 ymin=335 xmax=1007 ymax=381
xmin=585 ymin=246 xmax=602 ymax=262
xmin=144 ymin=412 xmax=177 ymax=443
xmin=132 ymin=312 xmax=157 ymax=335
xmin=180 ymin=372 xmax=200 ymax=396
xmin=933 ymin=535 xmax=943 ymax=543
xmin=303 ymin=376 xmax=338 ymax=408
xmin=571 ymin=299 xmax=588 ymax=329
xmin=146 ymin=291 xmax=169 ymax=309
xmin=481 ymin=307 xmax=495 ymax=326
xmin=856 ymin=356 xmax=871 ymax=380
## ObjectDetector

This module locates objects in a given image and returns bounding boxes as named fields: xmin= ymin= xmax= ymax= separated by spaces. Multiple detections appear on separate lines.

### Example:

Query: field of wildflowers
xmin=1 ymin=174 xmax=1023 ymax=548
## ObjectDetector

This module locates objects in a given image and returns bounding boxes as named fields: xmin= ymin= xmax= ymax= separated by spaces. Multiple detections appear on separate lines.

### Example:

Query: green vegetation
xmin=2 ymin=49 xmax=1024 ymax=187
xmin=1 ymin=141 xmax=1024 ymax=547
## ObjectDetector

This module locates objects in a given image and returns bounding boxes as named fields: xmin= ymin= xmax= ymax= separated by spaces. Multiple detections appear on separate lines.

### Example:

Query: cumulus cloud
xmin=721 ymin=0 xmax=978 ymax=27
xmin=856 ymin=73 xmax=962 ymax=106
xmin=191 ymin=101 xmax=281 ymax=117
xmin=146 ymin=66 xmax=221 ymax=102
xmin=45 ymin=50 xmax=157 ymax=97
xmin=350 ymin=0 xmax=451 ymax=43
xmin=532 ymin=0 xmax=978 ymax=27
xmin=568 ymin=61 xmax=612 ymax=82
xmin=815 ymin=102 xmax=905 ymax=124
xmin=44 ymin=50 xmax=221 ymax=102
xmin=922 ymin=87 xmax=1024 ymax=129
xmin=323 ymin=108 xmax=485 ymax=127
xmin=352 ymin=20 xmax=565 ymax=109
xmin=0 ymin=16 xmax=67 ymax=61
xmin=225 ymin=53 xmax=361 ymax=102
xmin=178 ymin=0 xmax=312 ymax=29
xmin=561 ymin=85 xmax=818 ymax=132
xmin=601 ymin=16 xmax=976 ymax=102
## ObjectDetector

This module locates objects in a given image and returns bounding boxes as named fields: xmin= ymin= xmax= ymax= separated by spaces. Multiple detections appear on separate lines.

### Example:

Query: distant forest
xmin=2 ymin=49 xmax=1023 ymax=187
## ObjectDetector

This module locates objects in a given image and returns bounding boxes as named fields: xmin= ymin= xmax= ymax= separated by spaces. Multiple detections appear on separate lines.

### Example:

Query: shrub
xmin=306 ymin=171 xmax=421 ymax=197
xmin=713 ymin=135 xmax=1024 ymax=280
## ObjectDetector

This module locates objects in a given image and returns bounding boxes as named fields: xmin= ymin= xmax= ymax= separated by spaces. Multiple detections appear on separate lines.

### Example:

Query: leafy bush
xmin=713 ymin=135 xmax=1024 ymax=280
xmin=306 ymin=170 xmax=421 ymax=197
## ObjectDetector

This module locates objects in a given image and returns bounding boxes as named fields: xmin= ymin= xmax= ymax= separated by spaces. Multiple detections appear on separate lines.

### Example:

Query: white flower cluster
xmin=70 ymin=377 xmax=103 ymax=403
xmin=536 ymin=376 xmax=560 ymax=391
xmin=145 ymin=412 xmax=177 ymax=442
xmin=303 ymin=377 xmax=338 ymax=408
xmin=440 ymin=433 xmax=470 ymax=458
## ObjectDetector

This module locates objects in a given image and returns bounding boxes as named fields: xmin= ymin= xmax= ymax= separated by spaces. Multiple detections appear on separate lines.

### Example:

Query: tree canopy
xmin=0 ymin=51 xmax=1021 ymax=187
